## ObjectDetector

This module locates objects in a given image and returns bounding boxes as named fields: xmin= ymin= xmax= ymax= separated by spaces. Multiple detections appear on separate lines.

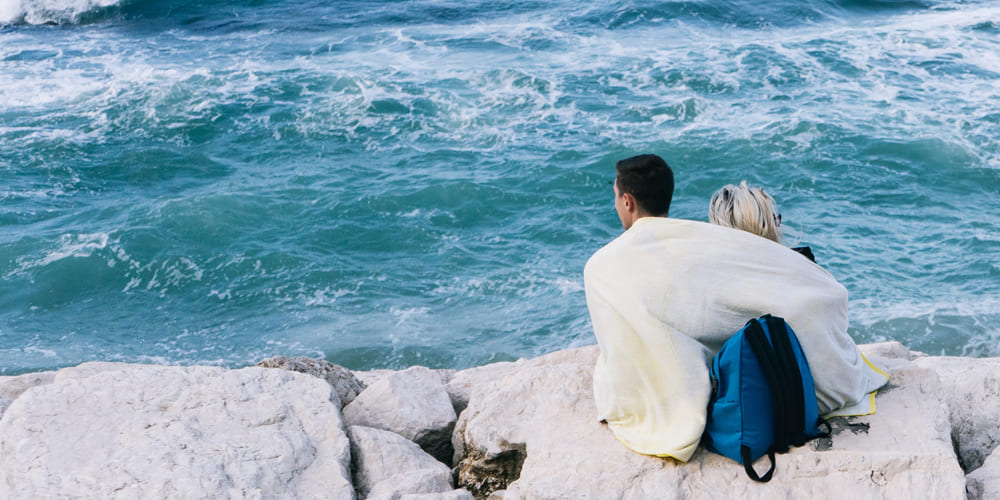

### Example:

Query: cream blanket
xmin=584 ymin=217 xmax=888 ymax=461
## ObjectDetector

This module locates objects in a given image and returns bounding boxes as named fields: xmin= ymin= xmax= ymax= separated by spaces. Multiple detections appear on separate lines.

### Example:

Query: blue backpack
xmin=703 ymin=315 xmax=830 ymax=482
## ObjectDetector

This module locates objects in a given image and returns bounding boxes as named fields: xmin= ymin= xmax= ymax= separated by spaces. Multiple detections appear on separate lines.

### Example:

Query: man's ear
xmin=622 ymin=192 xmax=636 ymax=212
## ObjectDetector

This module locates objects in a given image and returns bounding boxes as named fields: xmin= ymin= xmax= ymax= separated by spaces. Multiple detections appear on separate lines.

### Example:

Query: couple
xmin=585 ymin=154 xmax=888 ymax=461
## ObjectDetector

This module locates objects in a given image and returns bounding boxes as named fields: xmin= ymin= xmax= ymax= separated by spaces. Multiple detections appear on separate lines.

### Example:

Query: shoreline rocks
xmin=0 ymin=341 xmax=997 ymax=499
xmin=343 ymin=366 xmax=458 ymax=465
xmin=0 ymin=365 xmax=353 ymax=498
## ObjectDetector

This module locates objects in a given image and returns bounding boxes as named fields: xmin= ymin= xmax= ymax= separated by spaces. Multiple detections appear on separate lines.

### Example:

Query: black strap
xmin=741 ymin=445 xmax=776 ymax=482
xmin=817 ymin=418 xmax=832 ymax=437
xmin=744 ymin=320 xmax=791 ymax=454
xmin=791 ymin=246 xmax=816 ymax=262
xmin=764 ymin=315 xmax=808 ymax=446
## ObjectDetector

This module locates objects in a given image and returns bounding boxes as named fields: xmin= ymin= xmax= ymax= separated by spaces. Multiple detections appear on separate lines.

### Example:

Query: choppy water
xmin=2 ymin=0 xmax=998 ymax=375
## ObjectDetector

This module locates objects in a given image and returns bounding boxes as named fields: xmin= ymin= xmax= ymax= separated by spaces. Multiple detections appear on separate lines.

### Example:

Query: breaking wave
xmin=0 ymin=0 xmax=129 ymax=25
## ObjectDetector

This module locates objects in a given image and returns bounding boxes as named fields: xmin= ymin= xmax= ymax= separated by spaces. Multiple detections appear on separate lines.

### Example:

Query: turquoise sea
xmin=2 ymin=0 xmax=998 ymax=375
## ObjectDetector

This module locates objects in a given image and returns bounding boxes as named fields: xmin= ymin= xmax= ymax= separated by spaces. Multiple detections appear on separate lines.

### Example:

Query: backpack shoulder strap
xmin=763 ymin=315 xmax=808 ymax=445
xmin=743 ymin=320 xmax=792 ymax=457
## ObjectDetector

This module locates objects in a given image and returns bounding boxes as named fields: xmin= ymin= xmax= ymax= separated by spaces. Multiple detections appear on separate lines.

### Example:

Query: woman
xmin=709 ymin=181 xmax=814 ymax=261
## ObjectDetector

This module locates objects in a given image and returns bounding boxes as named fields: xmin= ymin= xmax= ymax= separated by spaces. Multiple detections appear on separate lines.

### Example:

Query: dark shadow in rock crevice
xmin=416 ymin=424 xmax=457 ymax=466
xmin=456 ymin=441 xmax=527 ymax=499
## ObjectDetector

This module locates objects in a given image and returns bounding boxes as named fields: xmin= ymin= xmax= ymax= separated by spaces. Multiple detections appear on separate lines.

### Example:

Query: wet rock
xmin=257 ymin=355 xmax=365 ymax=408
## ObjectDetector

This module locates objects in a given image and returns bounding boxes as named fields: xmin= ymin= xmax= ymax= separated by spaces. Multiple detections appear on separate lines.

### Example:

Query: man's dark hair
xmin=615 ymin=154 xmax=674 ymax=216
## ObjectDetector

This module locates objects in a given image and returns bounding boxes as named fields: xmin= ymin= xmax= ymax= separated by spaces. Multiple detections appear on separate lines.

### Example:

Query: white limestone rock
xmin=513 ymin=346 xmax=598 ymax=367
xmin=0 ymin=363 xmax=132 ymax=420
xmin=348 ymin=425 xmax=452 ymax=499
xmin=0 ymin=364 xmax=354 ymax=499
xmin=0 ymin=396 xmax=11 ymax=420
xmin=355 ymin=369 xmax=457 ymax=395
xmin=366 ymin=469 xmax=455 ymax=500
xmin=854 ymin=340 xmax=1000 ymax=478
xmin=0 ymin=370 xmax=57 ymax=400
xmin=257 ymin=355 xmax=366 ymax=408
xmin=859 ymin=341 xmax=924 ymax=363
xmin=967 ymin=445 xmax=1000 ymax=500
xmin=399 ymin=490 xmax=475 ymax=500
xmin=353 ymin=368 xmax=398 ymax=389
xmin=435 ymin=369 xmax=457 ymax=387
xmin=449 ymin=346 xmax=599 ymax=464
xmin=453 ymin=345 xmax=966 ymax=499
xmin=344 ymin=366 xmax=457 ymax=464
xmin=445 ymin=348 xmax=591 ymax=418
xmin=54 ymin=361 xmax=133 ymax=381
xmin=445 ymin=362 xmax=517 ymax=416
xmin=913 ymin=356 xmax=1000 ymax=473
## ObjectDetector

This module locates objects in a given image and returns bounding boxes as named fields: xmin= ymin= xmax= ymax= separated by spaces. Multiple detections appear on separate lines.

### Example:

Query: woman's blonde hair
xmin=709 ymin=181 xmax=782 ymax=242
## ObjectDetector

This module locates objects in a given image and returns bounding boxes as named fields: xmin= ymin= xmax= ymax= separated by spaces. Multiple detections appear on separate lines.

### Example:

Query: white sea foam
xmin=23 ymin=345 xmax=58 ymax=358
xmin=553 ymin=277 xmax=584 ymax=295
xmin=303 ymin=287 xmax=353 ymax=307
xmin=9 ymin=233 xmax=109 ymax=275
xmin=389 ymin=306 xmax=431 ymax=328
xmin=3 ymin=0 xmax=996 ymax=161
xmin=343 ymin=4 xmax=1000 ymax=161
xmin=431 ymin=271 xmax=585 ymax=299
xmin=850 ymin=294 xmax=1000 ymax=355
xmin=0 ymin=0 xmax=122 ymax=25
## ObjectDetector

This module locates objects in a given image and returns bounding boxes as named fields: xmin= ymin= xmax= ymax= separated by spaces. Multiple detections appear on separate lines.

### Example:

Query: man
xmin=584 ymin=154 xmax=887 ymax=461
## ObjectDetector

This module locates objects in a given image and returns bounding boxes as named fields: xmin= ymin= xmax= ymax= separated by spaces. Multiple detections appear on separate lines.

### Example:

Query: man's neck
xmin=624 ymin=212 xmax=666 ymax=230
xmin=633 ymin=212 xmax=667 ymax=223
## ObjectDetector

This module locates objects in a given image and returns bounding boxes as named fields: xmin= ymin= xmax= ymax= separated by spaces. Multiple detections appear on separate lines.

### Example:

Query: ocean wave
xmin=564 ymin=0 xmax=952 ymax=31
xmin=850 ymin=295 xmax=1000 ymax=357
xmin=8 ymin=232 xmax=110 ymax=275
xmin=4 ymin=1 xmax=997 ymax=165
xmin=0 ymin=0 xmax=126 ymax=25
xmin=2 ymin=0 xmax=999 ymax=373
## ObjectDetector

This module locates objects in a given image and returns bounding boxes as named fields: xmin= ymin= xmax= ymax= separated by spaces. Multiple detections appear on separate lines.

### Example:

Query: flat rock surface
xmin=454 ymin=345 xmax=967 ymax=500
xmin=0 ymin=363 xmax=354 ymax=499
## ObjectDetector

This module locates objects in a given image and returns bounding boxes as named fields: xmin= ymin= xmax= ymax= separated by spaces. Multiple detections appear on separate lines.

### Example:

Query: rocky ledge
xmin=0 ymin=342 xmax=997 ymax=499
